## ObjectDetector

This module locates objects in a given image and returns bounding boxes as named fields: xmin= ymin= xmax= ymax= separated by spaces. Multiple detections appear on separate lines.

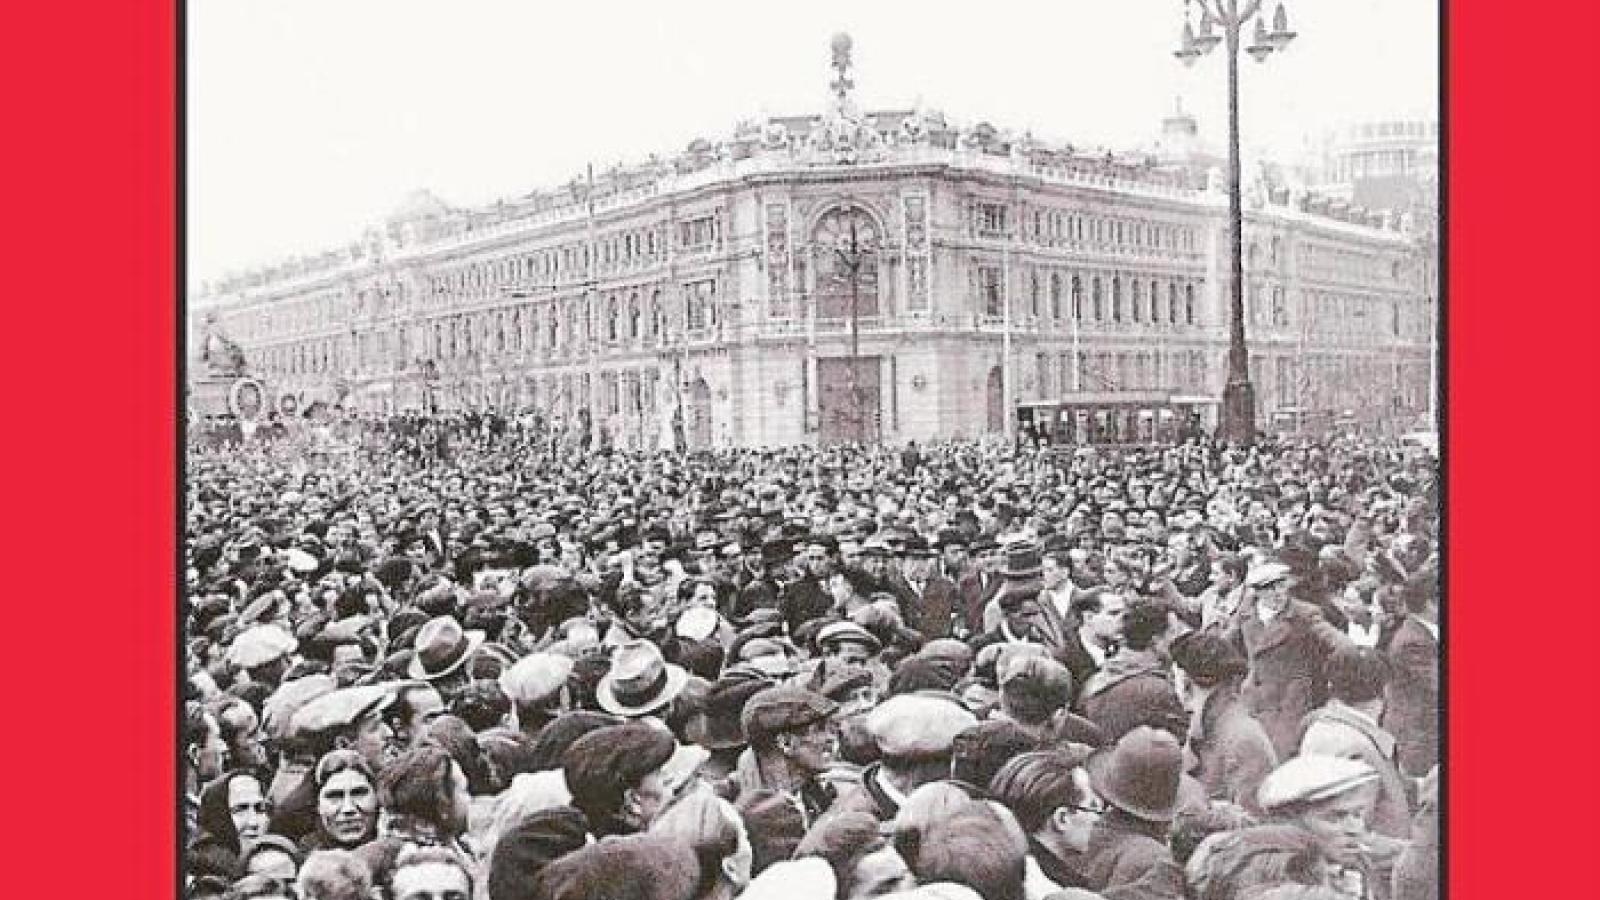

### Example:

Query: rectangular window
xmin=980 ymin=266 xmax=1004 ymax=317
xmin=976 ymin=203 xmax=1008 ymax=238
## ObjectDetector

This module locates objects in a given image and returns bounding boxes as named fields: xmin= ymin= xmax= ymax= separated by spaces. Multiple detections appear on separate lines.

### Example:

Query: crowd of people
xmin=184 ymin=417 xmax=1440 ymax=900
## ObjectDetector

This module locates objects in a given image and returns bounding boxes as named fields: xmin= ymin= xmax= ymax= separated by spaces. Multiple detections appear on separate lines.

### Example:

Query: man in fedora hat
xmin=1081 ymin=726 xmax=1187 ymax=900
xmin=956 ymin=537 xmax=1005 ymax=636
xmin=408 ymin=616 xmax=486 ymax=701
xmin=596 ymin=639 xmax=690 ymax=720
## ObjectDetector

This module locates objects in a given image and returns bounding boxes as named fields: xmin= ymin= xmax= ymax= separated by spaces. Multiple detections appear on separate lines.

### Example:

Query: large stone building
xmin=191 ymin=37 xmax=1434 ymax=448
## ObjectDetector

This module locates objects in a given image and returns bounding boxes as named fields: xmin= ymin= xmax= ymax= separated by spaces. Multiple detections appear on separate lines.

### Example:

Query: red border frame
xmin=1448 ymin=0 xmax=1600 ymax=895
xmin=4 ymin=0 xmax=177 ymax=894
xmin=9 ymin=0 xmax=1600 ymax=896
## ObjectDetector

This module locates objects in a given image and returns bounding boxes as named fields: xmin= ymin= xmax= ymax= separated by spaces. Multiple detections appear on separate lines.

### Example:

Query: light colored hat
xmin=659 ymin=742 xmax=712 ymax=796
xmin=1245 ymin=562 xmax=1293 ymax=589
xmin=287 ymin=683 xmax=397 ymax=741
xmin=867 ymin=694 xmax=978 ymax=759
xmin=737 ymin=857 xmax=836 ymax=900
xmin=1257 ymin=755 xmax=1380 ymax=812
xmin=407 ymin=616 xmax=486 ymax=681
xmin=816 ymin=621 xmax=882 ymax=653
xmin=675 ymin=606 xmax=721 ymax=643
xmin=284 ymin=548 xmax=319 ymax=573
xmin=498 ymin=653 xmax=574 ymax=709
xmin=229 ymin=624 xmax=298 ymax=669
xmin=261 ymin=674 xmax=337 ymax=743
xmin=596 ymin=639 xmax=690 ymax=717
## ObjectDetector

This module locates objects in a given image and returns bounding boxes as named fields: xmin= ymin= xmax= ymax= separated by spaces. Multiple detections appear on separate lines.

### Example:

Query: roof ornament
xmin=804 ymin=33 xmax=884 ymax=166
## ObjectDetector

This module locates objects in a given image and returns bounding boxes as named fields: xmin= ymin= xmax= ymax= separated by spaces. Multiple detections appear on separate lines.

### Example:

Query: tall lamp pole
xmin=1175 ymin=0 xmax=1296 ymax=445
xmin=831 ymin=202 xmax=878 ymax=444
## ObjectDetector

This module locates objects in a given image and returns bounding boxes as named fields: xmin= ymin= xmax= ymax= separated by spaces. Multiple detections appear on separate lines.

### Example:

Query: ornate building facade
xmin=191 ymin=37 xmax=1433 ymax=448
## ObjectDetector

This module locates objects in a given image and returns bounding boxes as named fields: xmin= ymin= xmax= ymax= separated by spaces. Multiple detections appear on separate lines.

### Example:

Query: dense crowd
xmin=184 ymin=418 xmax=1440 ymax=900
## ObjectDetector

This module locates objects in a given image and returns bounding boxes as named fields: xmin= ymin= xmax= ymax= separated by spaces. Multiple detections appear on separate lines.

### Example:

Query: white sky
xmin=187 ymin=0 xmax=1438 ymax=287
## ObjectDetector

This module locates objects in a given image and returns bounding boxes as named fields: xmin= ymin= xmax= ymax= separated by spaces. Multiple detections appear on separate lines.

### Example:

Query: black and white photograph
xmin=184 ymin=2 xmax=1441 ymax=899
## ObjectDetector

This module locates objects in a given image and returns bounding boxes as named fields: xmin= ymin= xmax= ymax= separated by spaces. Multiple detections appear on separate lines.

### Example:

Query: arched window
xmin=1091 ymin=277 xmax=1103 ymax=321
xmin=1050 ymin=273 xmax=1063 ymax=320
xmin=1072 ymin=275 xmax=1083 ymax=320
xmin=1111 ymin=276 xmax=1122 ymax=323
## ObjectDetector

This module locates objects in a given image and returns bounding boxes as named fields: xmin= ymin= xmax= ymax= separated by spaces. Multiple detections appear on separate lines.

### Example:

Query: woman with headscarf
xmin=191 ymin=767 xmax=276 ymax=882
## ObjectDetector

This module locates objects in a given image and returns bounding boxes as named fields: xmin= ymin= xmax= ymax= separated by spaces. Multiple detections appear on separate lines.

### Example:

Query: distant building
xmin=190 ymin=37 xmax=1434 ymax=447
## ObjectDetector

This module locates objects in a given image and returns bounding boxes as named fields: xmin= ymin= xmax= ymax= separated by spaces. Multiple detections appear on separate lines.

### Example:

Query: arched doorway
xmin=686 ymin=377 xmax=713 ymax=449
xmin=986 ymin=366 xmax=1005 ymax=433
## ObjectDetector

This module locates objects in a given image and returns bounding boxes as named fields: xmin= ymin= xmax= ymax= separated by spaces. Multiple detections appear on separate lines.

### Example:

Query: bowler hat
xmin=407 ymin=616 xmax=486 ymax=681
xmin=1086 ymin=726 xmax=1183 ymax=823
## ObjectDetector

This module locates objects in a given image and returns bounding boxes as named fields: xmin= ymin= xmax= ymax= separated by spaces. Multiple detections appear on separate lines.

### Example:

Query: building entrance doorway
xmin=818 ymin=356 xmax=880 ymax=445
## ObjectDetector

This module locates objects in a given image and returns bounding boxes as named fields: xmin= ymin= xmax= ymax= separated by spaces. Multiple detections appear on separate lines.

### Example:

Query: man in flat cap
xmin=723 ymin=685 xmax=844 ymax=867
xmin=1225 ymin=560 xmax=1354 ymax=759
xmin=561 ymin=722 xmax=679 ymax=839
xmin=816 ymin=693 xmax=977 ymax=828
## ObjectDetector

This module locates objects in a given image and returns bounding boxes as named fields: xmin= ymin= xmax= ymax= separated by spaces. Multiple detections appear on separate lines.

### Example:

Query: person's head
xmin=529 ymin=833 xmax=701 ymax=900
xmin=1120 ymin=599 xmax=1177 ymax=658
xmin=1257 ymin=756 xmax=1381 ymax=867
xmin=997 ymin=654 xmax=1073 ymax=728
xmin=1185 ymin=823 xmax=1333 ymax=900
xmin=900 ymin=551 xmax=934 ymax=583
xmin=1040 ymin=551 xmax=1069 ymax=590
xmin=907 ymin=802 xmax=1028 ymax=900
xmin=989 ymin=750 xmax=1100 ymax=854
xmin=389 ymin=846 xmax=474 ymax=900
xmin=448 ymin=679 xmax=511 ymax=733
xmin=1170 ymin=801 xmax=1257 ymax=868
xmin=1325 ymin=646 xmax=1390 ymax=713
xmin=866 ymin=694 xmax=978 ymax=792
xmin=377 ymin=746 xmax=471 ymax=838
xmin=1250 ymin=564 xmax=1296 ymax=615
xmin=186 ymin=701 xmax=228 ymax=783
xmin=1071 ymin=588 xmax=1126 ymax=643
xmin=220 ymin=874 xmax=296 ymax=900
xmin=796 ymin=810 xmax=911 ymax=900
xmin=940 ymin=540 xmax=969 ymax=576
xmin=1170 ymin=632 xmax=1249 ymax=717
xmin=397 ymin=684 xmax=448 ymax=748
xmin=742 ymin=686 xmax=839 ymax=777
xmin=1210 ymin=553 xmax=1247 ymax=591
xmin=224 ymin=771 xmax=272 ymax=850
xmin=561 ymin=722 xmax=677 ymax=834
xmin=216 ymin=696 xmax=268 ymax=770
xmin=242 ymin=834 xmax=301 ymax=880
xmin=650 ymin=789 xmax=753 ymax=899
xmin=312 ymin=750 xmax=379 ymax=848
xmin=295 ymin=850 xmax=373 ymax=900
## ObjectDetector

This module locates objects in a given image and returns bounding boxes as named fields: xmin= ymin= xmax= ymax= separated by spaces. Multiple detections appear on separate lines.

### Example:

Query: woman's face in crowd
xmin=226 ymin=775 xmax=270 ymax=847
xmin=317 ymin=768 xmax=378 ymax=847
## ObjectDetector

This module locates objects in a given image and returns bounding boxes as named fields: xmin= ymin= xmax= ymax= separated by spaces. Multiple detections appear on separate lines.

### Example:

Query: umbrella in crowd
xmin=184 ymin=415 xmax=1440 ymax=900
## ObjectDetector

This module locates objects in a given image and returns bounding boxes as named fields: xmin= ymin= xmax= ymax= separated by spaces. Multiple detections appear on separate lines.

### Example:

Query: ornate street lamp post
xmin=1175 ymin=0 xmax=1296 ymax=445
xmin=822 ymin=201 xmax=879 ymax=444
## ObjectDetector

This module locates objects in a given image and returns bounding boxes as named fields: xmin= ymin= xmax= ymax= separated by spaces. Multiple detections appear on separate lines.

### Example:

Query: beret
xmin=741 ymin=686 xmax=838 ymax=747
xmin=867 ymin=694 xmax=977 ymax=759
xmin=1257 ymin=755 xmax=1379 ymax=812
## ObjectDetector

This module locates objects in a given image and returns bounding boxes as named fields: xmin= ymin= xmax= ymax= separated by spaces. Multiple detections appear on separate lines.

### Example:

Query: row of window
xmin=980 ymin=267 xmax=1202 ymax=327
xmin=973 ymin=201 xmax=1200 ymax=253
xmin=1032 ymin=349 xmax=1214 ymax=397
xmin=421 ymin=212 xmax=724 ymax=304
